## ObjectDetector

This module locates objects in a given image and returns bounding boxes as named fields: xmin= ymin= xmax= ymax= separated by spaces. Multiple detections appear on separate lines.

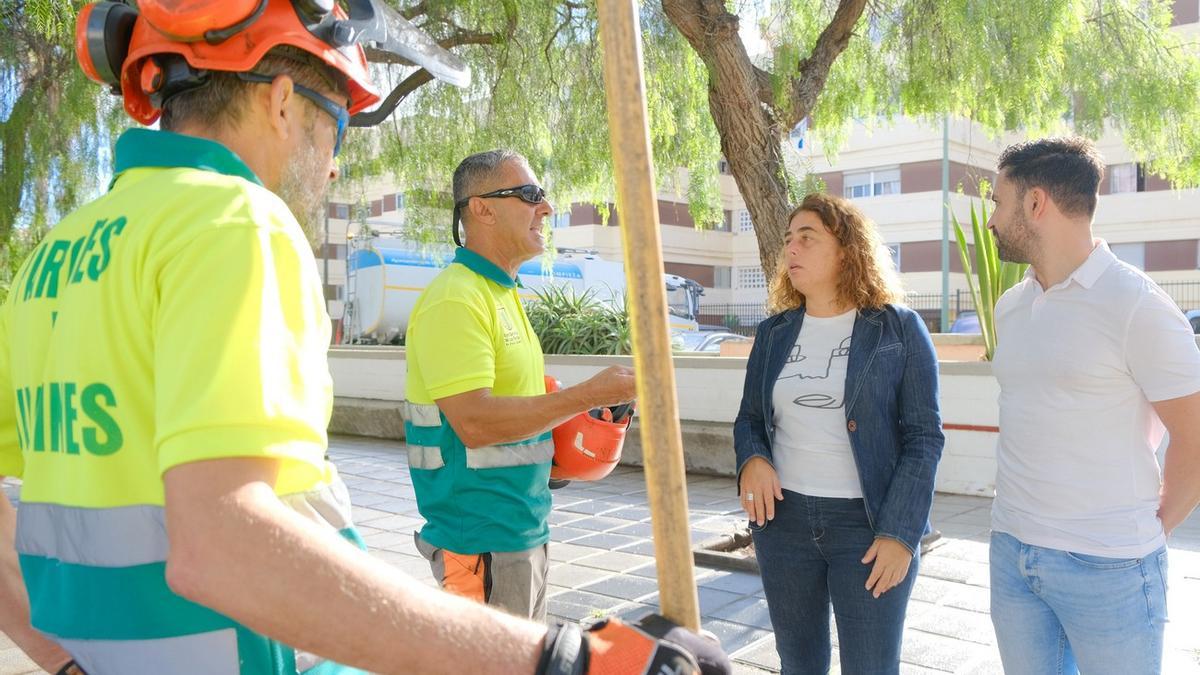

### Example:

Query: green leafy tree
xmin=4 ymin=1 xmax=1200 ymax=281
xmin=0 ymin=0 xmax=128 ymax=292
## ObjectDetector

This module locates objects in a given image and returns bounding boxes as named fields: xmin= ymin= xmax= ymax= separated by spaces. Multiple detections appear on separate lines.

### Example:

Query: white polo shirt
xmin=991 ymin=240 xmax=1200 ymax=558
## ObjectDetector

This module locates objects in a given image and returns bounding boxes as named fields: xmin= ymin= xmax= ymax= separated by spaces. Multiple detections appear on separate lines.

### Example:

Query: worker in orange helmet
xmin=0 ymin=2 xmax=730 ymax=674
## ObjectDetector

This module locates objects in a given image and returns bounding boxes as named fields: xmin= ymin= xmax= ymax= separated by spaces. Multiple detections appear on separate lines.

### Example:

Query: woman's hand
xmin=862 ymin=537 xmax=913 ymax=598
xmin=738 ymin=457 xmax=783 ymax=526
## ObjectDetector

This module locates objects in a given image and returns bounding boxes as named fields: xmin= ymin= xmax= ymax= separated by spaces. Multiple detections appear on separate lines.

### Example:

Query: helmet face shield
xmin=75 ymin=0 xmax=471 ymax=126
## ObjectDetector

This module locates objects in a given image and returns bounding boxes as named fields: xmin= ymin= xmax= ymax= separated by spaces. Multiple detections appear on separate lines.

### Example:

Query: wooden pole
xmin=596 ymin=0 xmax=701 ymax=631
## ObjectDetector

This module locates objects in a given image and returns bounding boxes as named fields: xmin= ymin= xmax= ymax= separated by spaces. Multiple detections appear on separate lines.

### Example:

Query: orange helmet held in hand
xmin=75 ymin=0 xmax=470 ymax=126
xmin=544 ymin=376 xmax=633 ymax=482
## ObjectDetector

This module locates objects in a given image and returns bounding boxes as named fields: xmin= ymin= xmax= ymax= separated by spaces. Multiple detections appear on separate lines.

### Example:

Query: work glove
xmin=536 ymin=614 xmax=731 ymax=675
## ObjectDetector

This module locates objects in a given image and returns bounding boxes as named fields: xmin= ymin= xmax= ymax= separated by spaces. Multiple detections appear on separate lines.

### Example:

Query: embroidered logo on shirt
xmin=496 ymin=306 xmax=522 ymax=345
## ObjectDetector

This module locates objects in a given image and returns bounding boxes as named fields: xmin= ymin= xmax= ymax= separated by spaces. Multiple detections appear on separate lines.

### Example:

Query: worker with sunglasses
xmin=0 ymin=2 xmax=728 ymax=674
xmin=405 ymin=149 xmax=642 ymax=621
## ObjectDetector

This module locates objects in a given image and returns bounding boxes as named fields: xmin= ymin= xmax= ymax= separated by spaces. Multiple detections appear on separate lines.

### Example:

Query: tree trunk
xmin=662 ymin=0 xmax=792 ymax=279
xmin=662 ymin=0 xmax=867 ymax=282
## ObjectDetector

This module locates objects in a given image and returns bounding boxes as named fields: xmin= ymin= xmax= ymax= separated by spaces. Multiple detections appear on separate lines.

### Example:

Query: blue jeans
xmin=990 ymin=531 xmax=1168 ymax=674
xmin=751 ymin=491 xmax=919 ymax=674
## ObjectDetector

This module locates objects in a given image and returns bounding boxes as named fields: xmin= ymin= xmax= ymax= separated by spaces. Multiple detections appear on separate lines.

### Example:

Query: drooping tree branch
xmin=782 ymin=0 xmax=869 ymax=130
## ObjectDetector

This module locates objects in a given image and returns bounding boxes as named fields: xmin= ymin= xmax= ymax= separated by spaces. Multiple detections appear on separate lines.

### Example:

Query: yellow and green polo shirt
xmin=405 ymin=247 xmax=552 ymax=554
xmin=0 ymin=128 xmax=364 ymax=674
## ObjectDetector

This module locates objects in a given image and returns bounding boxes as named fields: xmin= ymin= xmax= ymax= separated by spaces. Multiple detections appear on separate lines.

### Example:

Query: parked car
xmin=672 ymin=331 xmax=751 ymax=353
xmin=1186 ymin=309 xmax=1200 ymax=334
xmin=950 ymin=311 xmax=981 ymax=334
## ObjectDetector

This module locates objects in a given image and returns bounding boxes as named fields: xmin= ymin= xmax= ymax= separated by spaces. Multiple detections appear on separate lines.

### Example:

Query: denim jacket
xmin=733 ymin=304 xmax=944 ymax=553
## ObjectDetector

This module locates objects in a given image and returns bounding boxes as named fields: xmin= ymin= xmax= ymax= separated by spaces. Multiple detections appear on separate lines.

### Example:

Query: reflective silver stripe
xmin=465 ymin=438 xmax=554 ymax=469
xmin=15 ymin=503 xmax=167 ymax=567
xmin=407 ymin=444 xmax=445 ymax=470
xmin=59 ymin=629 xmax=239 ymax=675
xmin=280 ymin=474 xmax=355 ymax=532
xmin=296 ymin=651 xmax=328 ymax=672
xmin=17 ymin=477 xmax=356 ymax=567
xmin=406 ymin=402 xmax=442 ymax=426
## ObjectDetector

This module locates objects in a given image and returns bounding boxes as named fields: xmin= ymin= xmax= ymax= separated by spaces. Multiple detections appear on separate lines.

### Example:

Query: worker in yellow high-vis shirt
xmin=0 ymin=2 xmax=729 ymax=675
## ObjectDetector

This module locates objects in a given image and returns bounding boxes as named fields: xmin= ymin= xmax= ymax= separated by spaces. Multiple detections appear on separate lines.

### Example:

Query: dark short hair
xmin=997 ymin=137 xmax=1105 ymax=218
xmin=160 ymin=46 xmax=347 ymax=133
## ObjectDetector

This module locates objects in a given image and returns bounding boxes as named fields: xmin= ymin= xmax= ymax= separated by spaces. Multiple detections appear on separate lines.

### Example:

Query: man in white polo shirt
xmin=986 ymin=136 xmax=1200 ymax=674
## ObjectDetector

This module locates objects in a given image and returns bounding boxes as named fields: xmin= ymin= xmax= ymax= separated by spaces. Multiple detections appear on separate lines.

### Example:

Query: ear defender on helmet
xmin=75 ymin=2 xmax=139 ymax=92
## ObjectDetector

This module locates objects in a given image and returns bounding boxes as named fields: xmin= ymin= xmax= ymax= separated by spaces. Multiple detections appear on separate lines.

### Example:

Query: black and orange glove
xmin=536 ymin=614 xmax=731 ymax=675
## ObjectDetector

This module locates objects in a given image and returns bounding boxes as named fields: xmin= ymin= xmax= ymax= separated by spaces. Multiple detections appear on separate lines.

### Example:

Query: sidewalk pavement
xmin=3 ymin=434 xmax=1199 ymax=674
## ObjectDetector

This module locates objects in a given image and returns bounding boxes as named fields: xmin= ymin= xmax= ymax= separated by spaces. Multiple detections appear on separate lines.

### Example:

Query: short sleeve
xmin=0 ymin=307 xmax=21 ymax=477
xmin=1125 ymin=289 xmax=1200 ymax=402
xmin=153 ymin=221 xmax=330 ymax=488
xmin=411 ymin=299 xmax=496 ymax=400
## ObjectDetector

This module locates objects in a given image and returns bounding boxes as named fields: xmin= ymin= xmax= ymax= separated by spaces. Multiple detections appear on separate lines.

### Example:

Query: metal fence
xmin=700 ymin=280 xmax=1200 ymax=336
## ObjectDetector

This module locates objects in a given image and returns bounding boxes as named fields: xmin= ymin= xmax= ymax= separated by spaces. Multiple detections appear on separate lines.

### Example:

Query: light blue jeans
xmin=989 ymin=531 xmax=1168 ymax=674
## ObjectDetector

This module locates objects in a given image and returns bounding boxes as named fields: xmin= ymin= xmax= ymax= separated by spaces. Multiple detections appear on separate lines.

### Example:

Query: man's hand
xmin=537 ymin=614 xmax=731 ymax=675
xmin=578 ymin=366 xmax=637 ymax=409
xmin=862 ymin=537 xmax=913 ymax=599
xmin=738 ymin=457 xmax=783 ymax=527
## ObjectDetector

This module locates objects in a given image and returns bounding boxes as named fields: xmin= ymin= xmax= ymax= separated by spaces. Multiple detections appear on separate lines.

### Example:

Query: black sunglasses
xmin=236 ymin=72 xmax=350 ymax=157
xmin=451 ymin=184 xmax=547 ymax=246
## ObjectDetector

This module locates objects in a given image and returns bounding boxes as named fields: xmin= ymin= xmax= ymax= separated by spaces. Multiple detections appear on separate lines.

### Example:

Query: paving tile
xmin=918 ymin=556 xmax=990 ymax=587
xmin=548 ymin=563 xmax=614 ymax=590
xmin=609 ymin=521 xmax=655 ymax=537
xmin=898 ymin=628 xmax=978 ymax=672
xmin=548 ymin=542 xmax=600 ymax=563
xmin=548 ymin=526 xmax=593 ymax=543
xmin=547 ymin=589 xmax=628 ymax=618
xmin=643 ymin=586 xmax=745 ymax=614
xmin=699 ymin=570 xmax=764 ymax=596
xmin=711 ymin=595 xmax=773 ymax=630
xmin=570 ymin=532 xmax=643 ymax=550
xmin=730 ymin=634 xmax=780 ymax=672
xmin=574 ymin=550 xmax=656 ymax=573
xmin=605 ymin=506 xmax=653 ymax=521
xmin=558 ymin=499 xmax=627 ymax=516
xmin=619 ymin=540 xmax=657 ymax=556
xmin=701 ymin=618 xmax=772 ymax=654
xmin=570 ymin=515 xmax=632 ymax=532
xmin=907 ymin=605 xmax=995 ymax=645
xmin=547 ymin=510 xmax=588 ymax=526
xmin=578 ymin=574 xmax=660 ymax=601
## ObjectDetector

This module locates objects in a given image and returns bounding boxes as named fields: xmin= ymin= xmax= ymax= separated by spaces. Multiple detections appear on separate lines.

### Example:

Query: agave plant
xmin=951 ymin=185 xmax=1029 ymax=360
xmin=525 ymin=285 xmax=632 ymax=356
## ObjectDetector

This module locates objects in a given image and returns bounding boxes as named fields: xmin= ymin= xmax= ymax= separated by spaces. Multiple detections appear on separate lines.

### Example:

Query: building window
xmin=714 ymin=266 xmax=732 ymax=289
xmin=1110 ymin=242 xmax=1145 ymax=269
xmin=334 ymin=203 xmax=349 ymax=219
xmin=395 ymin=192 xmax=406 ymax=210
xmin=843 ymin=167 xmax=901 ymax=199
xmin=737 ymin=265 xmax=767 ymax=290
xmin=886 ymin=244 xmax=901 ymax=272
xmin=718 ymin=159 xmax=730 ymax=174
xmin=551 ymin=212 xmax=571 ymax=229
xmin=1109 ymin=163 xmax=1146 ymax=194
xmin=738 ymin=210 xmax=754 ymax=233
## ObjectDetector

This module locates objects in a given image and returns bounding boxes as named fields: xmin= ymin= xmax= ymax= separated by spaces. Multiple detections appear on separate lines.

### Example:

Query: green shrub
xmin=526 ymin=285 xmax=631 ymax=355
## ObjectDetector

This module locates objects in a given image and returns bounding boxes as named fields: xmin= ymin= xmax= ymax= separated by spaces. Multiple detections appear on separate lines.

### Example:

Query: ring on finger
xmin=744 ymin=492 xmax=754 ymax=501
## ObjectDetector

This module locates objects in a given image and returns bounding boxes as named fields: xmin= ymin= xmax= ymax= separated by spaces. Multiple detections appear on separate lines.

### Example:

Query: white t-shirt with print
xmin=771 ymin=309 xmax=862 ymax=498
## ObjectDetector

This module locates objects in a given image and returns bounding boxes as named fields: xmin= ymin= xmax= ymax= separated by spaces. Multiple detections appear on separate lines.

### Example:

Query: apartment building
xmin=318 ymin=1 xmax=1200 ymax=331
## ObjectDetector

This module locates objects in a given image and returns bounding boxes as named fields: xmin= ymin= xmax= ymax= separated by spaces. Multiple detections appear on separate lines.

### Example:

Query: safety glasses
xmin=451 ymin=184 xmax=547 ymax=246
xmin=236 ymin=72 xmax=349 ymax=157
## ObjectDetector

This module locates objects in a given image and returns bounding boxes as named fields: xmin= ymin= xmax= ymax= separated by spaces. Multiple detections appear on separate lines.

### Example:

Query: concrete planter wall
xmin=327 ymin=341 xmax=1001 ymax=496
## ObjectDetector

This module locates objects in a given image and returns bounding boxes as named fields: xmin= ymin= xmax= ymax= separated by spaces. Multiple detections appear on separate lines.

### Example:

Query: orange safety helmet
xmin=75 ymin=0 xmax=470 ymax=126
xmin=544 ymin=376 xmax=633 ymax=483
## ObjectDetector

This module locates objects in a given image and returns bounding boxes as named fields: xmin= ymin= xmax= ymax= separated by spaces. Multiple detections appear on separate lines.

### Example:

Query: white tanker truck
xmin=341 ymin=238 xmax=705 ymax=344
